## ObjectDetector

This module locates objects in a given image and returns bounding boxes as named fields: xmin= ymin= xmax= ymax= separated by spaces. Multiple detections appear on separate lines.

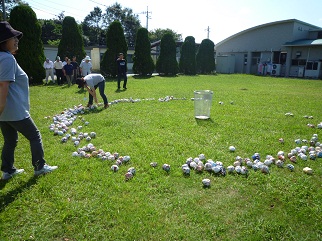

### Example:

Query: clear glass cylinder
xmin=194 ymin=90 xmax=213 ymax=119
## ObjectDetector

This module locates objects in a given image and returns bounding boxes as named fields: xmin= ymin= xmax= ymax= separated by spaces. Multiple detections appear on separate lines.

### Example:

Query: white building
xmin=215 ymin=19 xmax=322 ymax=78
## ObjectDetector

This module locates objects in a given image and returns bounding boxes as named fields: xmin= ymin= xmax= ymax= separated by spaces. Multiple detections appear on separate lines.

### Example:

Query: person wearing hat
xmin=79 ymin=55 xmax=92 ymax=77
xmin=43 ymin=58 xmax=55 ymax=85
xmin=77 ymin=73 xmax=109 ymax=109
xmin=0 ymin=21 xmax=58 ymax=180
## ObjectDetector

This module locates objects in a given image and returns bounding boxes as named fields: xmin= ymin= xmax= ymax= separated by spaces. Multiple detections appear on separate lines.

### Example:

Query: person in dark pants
xmin=54 ymin=56 xmax=63 ymax=85
xmin=77 ymin=74 xmax=109 ymax=109
xmin=71 ymin=56 xmax=79 ymax=84
xmin=63 ymin=58 xmax=74 ymax=87
xmin=0 ymin=21 xmax=58 ymax=180
xmin=116 ymin=53 xmax=127 ymax=90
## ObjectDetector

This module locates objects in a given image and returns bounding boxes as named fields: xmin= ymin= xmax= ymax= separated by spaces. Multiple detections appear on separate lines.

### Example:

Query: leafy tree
xmin=132 ymin=28 xmax=154 ymax=75
xmin=0 ymin=0 xmax=19 ymax=21
xmin=149 ymin=28 xmax=182 ymax=43
xmin=101 ymin=21 xmax=127 ymax=77
xmin=82 ymin=7 xmax=105 ymax=46
xmin=39 ymin=19 xmax=62 ymax=45
xmin=156 ymin=33 xmax=178 ymax=76
xmin=179 ymin=36 xmax=197 ymax=75
xmin=39 ymin=12 xmax=64 ymax=46
xmin=57 ymin=16 xmax=85 ymax=63
xmin=103 ymin=3 xmax=141 ymax=47
xmin=196 ymin=39 xmax=216 ymax=74
xmin=9 ymin=4 xmax=45 ymax=84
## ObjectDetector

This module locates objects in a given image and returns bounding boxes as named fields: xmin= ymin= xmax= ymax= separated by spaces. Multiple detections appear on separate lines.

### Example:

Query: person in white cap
xmin=43 ymin=58 xmax=55 ymax=84
xmin=79 ymin=55 xmax=92 ymax=77
xmin=0 ymin=21 xmax=58 ymax=180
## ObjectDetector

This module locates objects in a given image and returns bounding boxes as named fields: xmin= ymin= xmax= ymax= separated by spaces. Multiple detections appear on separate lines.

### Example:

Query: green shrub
xmin=132 ymin=28 xmax=155 ymax=75
xmin=9 ymin=5 xmax=45 ymax=84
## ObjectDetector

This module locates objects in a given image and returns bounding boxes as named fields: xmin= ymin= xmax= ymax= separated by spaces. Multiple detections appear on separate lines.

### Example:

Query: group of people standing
xmin=43 ymin=55 xmax=93 ymax=87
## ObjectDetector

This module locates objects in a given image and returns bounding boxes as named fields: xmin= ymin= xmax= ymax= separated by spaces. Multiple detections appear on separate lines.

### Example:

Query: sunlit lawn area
xmin=0 ymin=74 xmax=321 ymax=240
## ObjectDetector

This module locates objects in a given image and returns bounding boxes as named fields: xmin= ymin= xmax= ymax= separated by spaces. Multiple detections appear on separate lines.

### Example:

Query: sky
xmin=23 ymin=0 xmax=322 ymax=44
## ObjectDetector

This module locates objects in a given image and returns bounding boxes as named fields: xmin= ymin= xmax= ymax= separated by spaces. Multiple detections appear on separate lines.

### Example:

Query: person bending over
xmin=77 ymin=73 xmax=109 ymax=109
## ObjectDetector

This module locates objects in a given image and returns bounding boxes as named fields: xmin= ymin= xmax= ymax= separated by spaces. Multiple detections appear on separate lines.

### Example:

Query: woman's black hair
xmin=76 ymin=77 xmax=84 ymax=88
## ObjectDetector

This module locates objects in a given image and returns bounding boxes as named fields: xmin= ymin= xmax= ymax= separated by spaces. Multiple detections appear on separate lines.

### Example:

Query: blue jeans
xmin=0 ymin=117 xmax=46 ymax=173
xmin=88 ymin=81 xmax=108 ymax=105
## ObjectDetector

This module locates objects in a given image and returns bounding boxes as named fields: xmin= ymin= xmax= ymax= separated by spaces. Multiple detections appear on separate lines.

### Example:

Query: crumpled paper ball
xmin=303 ymin=167 xmax=313 ymax=175
xmin=111 ymin=165 xmax=119 ymax=172
xmin=162 ymin=164 xmax=170 ymax=172
xmin=202 ymin=178 xmax=211 ymax=187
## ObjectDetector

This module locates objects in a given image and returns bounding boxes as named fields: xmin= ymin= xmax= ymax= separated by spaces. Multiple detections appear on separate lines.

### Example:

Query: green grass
xmin=0 ymin=74 xmax=321 ymax=240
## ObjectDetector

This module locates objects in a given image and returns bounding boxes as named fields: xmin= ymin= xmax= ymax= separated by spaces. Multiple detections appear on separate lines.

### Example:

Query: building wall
xmin=215 ymin=19 xmax=322 ymax=78
xmin=44 ymin=45 xmax=91 ymax=62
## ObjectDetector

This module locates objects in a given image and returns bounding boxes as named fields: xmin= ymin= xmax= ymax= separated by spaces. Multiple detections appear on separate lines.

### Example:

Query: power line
xmin=26 ymin=0 xmax=90 ymax=20
xmin=30 ymin=0 xmax=87 ymax=13
xmin=89 ymin=0 xmax=108 ymax=8
xmin=28 ymin=5 xmax=59 ymax=18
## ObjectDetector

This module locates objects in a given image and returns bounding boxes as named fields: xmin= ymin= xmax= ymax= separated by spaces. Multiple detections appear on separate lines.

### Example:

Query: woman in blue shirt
xmin=0 ymin=22 xmax=58 ymax=180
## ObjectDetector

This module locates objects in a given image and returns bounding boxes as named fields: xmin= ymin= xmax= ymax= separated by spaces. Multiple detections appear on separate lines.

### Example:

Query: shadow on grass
xmin=75 ymin=88 xmax=86 ymax=94
xmin=79 ymin=108 xmax=105 ymax=116
xmin=115 ymin=88 xmax=127 ymax=93
xmin=132 ymin=75 xmax=155 ymax=80
xmin=195 ymin=118 xmax=218 ymax=127
xmin=0 ymin=176 xmax=39 ymax=213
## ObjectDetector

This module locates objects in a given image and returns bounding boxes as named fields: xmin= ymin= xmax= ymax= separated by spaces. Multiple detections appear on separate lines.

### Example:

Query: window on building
xmin=306 ymin=61 xmax=313 ymax=69
xmin=272 ymin=51 xmax=287 ymax=64
xmin=251 ymin=52 xmax=260 ymax=65
xmin=317 ymin=31 xmax=322 ymax=39
xmin=306 ymin=61 xmax=319 ymax=70
xmin=292 ymin=59 xmax=306 ymax=66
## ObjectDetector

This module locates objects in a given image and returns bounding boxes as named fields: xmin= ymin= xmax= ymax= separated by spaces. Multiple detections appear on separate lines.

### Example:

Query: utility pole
xmin=140 ymin=6 xmax=152 ymax=30
xmin=1 ymin=0 xmax=6 ymax=20
xmin=206 ymin=26 xmax=210 ymax=39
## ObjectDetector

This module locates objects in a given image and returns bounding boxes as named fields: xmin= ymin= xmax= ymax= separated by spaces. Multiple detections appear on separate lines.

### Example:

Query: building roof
xmin=283 ymin=39 xmax=322 ymax=46
xmin=215 ymin=19 xmax=322 ymax=47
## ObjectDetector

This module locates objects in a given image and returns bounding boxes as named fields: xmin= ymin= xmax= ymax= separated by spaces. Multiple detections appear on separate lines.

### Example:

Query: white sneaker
xmin=2 ymin=169 xmax=25 ymax=180
xmin=34 ymin=164 xmax=58 ymax=176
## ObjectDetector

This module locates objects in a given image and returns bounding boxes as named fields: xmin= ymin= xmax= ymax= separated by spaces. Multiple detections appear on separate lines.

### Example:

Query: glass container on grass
xmin=194 ymin=90 xmax=213 ymax=119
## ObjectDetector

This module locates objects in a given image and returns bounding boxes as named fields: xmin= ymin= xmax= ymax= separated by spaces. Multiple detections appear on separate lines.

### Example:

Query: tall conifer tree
xmin=58 ymin=16 xmax=85 ymax=62
xmin=9 ymin=5 xmax=45 ymax=84
xmin=196 ymin=39 xmax=216 ymax=74
xmin=132 ymin=28 xmax=154 ymax=76
xmin=179 ymin=36 xmax=196 ymax=75
xmin=156 ymin=33 xmax=178 ymax=76
xmin=100 ymin=21 xmax=127 ymax=77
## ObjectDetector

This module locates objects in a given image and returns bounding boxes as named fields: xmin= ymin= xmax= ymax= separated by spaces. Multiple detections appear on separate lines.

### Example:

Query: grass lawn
xmin=0 ymin=74 xmax=321 ymax=240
